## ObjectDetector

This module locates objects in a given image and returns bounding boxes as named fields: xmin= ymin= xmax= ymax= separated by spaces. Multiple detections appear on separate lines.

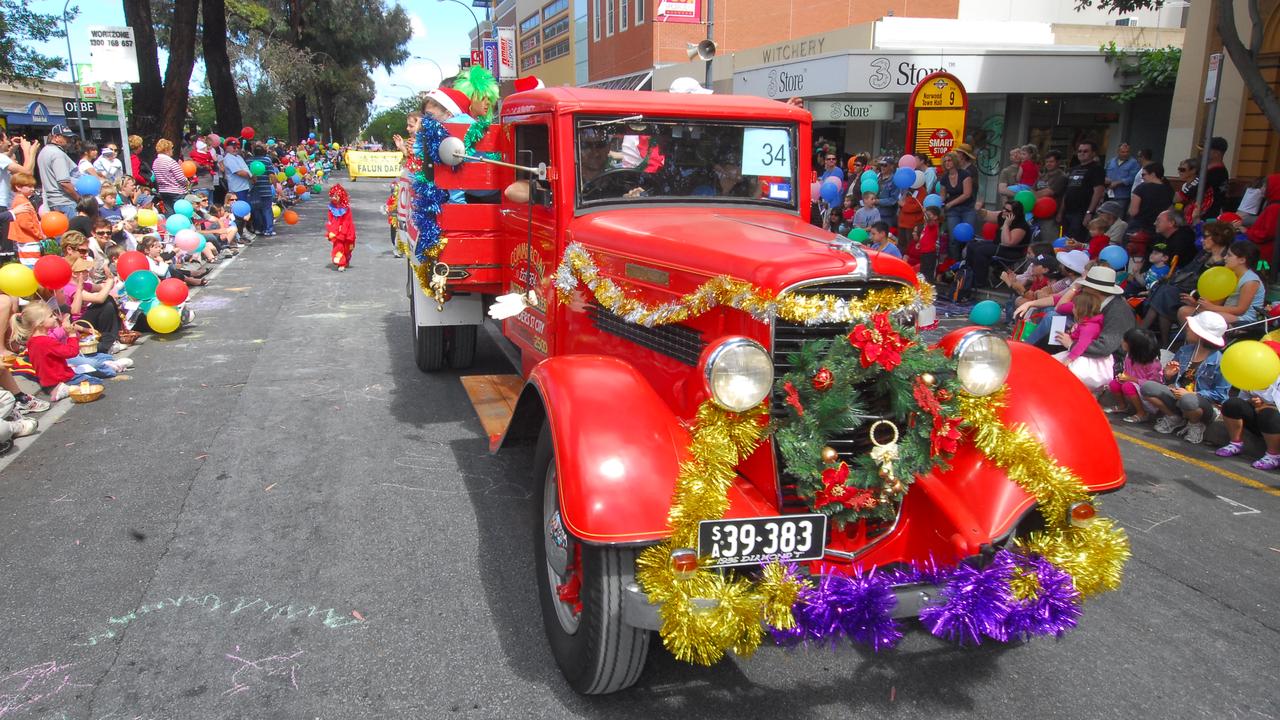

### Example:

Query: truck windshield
xmin=574 ymin=117 xmax=798 ymax=210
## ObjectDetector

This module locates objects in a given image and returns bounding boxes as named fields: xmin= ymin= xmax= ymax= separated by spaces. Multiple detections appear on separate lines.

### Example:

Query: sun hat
xmin=1079 ymin=265 xmax=1125 ymax=295
xmin=1186 ymin=311 xmax=1228 ymax=347
xmin=71 ymin=258 xmax=94 ymax=273
xmin=1057 ymin=249 xmax=1090 ymax=276
xmin=668 ymin=76 xmax=712 ymax=94
xmin=954 ymin=143 xmax=975 ymax=160
xmin=1097 ymin=200 xmax=1124 ymax=217
xmin=424 ymin=87 xmax=471 ymax=118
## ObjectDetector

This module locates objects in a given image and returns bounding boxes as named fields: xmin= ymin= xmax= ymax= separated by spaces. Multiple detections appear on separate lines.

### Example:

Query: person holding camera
xmin=1 ymin=132 xmax=39 ymax=262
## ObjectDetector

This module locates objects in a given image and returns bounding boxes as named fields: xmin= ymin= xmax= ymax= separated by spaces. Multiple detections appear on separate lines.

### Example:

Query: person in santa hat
xmin=421 ymin=86 xmax=473 ymax=125
xmin=326 ymin=184 xmax=356 ymax=271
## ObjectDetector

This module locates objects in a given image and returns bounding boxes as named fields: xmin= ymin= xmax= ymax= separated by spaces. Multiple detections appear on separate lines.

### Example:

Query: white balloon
xmin=911 ymin=170 xmax=925 ymax=189
xmin=120 ymin=204 xmax=138 ymax=220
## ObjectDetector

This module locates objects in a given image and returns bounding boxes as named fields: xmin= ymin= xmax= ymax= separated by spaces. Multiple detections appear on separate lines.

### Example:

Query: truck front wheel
xmin=533 ymin=429 xmax=650 ymax=694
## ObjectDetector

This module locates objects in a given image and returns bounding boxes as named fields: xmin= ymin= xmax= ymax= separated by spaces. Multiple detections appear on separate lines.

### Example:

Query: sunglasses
xmin=94 ymin=230 xmax=112 ymax=236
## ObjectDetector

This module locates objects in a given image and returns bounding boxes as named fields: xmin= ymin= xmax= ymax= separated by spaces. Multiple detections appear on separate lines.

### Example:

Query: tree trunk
xmin=159 ymin=0 xmax=200 ymax=145
xmin=1217 ymin=0 xmax=1280 ymax=139
xmin=201 ymin=0 xmax=243 ymax=135
xmin=122 ymin=0 xmax=164 ymax=140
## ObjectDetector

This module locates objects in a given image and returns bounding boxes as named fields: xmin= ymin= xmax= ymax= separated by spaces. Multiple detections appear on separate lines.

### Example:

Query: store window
xmin=620 ymin=0 xmax=629 ymax=30
xmin=521 ymin=33 xmax=540 ymax=53
xmin=520 ymin=13 xmax=540 ymax=33
xmin=543 ymin=0 xmax=568 ymax=20
xmin=521 ymin=51 xmax=542 ymax=70
xmin=635 ymin=0 xmax=644 ymax=24
xmin=592 ymin=0 xmax=600 ymax=41
xmin=543 ymin=16 xmax=569 ymax=41
xmin=606 ymin=0 xmax=614 ymax=36
xmin=544 ymin=38 xmax=570 ymax=61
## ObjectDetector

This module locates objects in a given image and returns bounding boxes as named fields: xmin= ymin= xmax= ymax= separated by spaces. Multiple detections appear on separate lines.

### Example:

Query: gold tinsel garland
xmin=398 ymin=238 xmax=451 ymax=305
xmin=956 ymin=391 xmax=1131 ymax=598
xmin=554 ymin=242 xmax=933 ymax=328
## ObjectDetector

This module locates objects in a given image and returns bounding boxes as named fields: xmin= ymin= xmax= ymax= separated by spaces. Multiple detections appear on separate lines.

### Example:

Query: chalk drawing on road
xmin=0 ymin=661 xmax=90 ymax=718
xmin=1216 ymin=495 xmax=1261 ymax=516
xmin=223 ymin=646 xmax=304 ymax=697
xmin=78 ymin=593 xmax=364 ymax=647
xmin=1125 ymin=514 xmax=1181 ymax=533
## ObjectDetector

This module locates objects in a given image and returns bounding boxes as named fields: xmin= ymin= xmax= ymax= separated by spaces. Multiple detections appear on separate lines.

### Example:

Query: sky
xmin=25 ymin=0 xmax=474 ymax=114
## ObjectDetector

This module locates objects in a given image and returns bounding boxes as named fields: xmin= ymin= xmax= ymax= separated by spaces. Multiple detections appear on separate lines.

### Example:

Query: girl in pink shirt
xmin=1105 ymin=328 xmax=1163 ymax=422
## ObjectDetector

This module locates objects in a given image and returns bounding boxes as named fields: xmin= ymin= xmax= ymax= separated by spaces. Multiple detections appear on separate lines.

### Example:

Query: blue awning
xmin=5 ymin=112 xmax=66 ymax=126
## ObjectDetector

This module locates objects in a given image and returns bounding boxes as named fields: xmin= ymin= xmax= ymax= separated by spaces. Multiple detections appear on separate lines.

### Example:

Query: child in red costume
xmin=326 ymin=184 xmax=356 ymax=271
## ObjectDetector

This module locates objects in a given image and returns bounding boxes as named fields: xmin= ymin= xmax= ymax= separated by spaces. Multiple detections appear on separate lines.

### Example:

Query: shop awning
xmin=580 ymin=70 xmax=652 ymax=91
xmin=5 ymin=112 xmax=65 ymax=126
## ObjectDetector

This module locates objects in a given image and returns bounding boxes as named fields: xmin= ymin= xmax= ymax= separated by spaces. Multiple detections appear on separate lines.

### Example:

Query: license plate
xmin=697 ymin=514 xmax=827 ymax=568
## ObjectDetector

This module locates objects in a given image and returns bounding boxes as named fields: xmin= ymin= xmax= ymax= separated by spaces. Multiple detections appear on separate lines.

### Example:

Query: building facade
xmin=513 ymin=0 xmax=579 ymax=86
xmin=0 ymin=79 xmax=126 ymax=145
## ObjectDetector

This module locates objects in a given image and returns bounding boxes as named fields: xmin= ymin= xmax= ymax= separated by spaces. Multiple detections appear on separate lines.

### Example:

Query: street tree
xmin=0 ymin=0 xmax=77 ymax=86
xmin=1076 ymin=0 xmax=1280 ymax=136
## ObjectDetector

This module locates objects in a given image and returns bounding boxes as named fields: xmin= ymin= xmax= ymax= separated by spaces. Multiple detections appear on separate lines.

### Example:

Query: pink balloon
xmin=809 ymin=181 xmax=822 ymax=197
xmin=207 ymin=133 xmax=222 ymax=147
xmin=174 ymin=228 xmax=202 ymax=253
xmin=898 ymin=154 xmax=918 ymax=170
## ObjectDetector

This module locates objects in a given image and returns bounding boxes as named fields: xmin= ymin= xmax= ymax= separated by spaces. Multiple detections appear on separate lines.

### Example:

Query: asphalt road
xmin=0 ymin=176 xmax=1276 ymax=720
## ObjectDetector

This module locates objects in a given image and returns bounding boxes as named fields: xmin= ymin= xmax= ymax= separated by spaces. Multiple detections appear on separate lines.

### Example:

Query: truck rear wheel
xmin=447 ymin=325 xmax=477 ymax=368
xmin=410 ymin=294 xmax=445 ymax=372
xmin=533 ymin=429 xmax=650 ymax=694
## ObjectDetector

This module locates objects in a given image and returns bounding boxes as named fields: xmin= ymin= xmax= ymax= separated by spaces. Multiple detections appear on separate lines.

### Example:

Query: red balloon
xmin=40 ymin=211 xmax=69 ymax=237
xmin=33 ymin=255 xmax=72 ymax=290
xmin=116 ymin=250 xmax=149 ymax=280
xmin=1032 ymin=196 xmax=1057 ymax=220
xmin=155 ymin=277 xmax=189 ymax=306
xmin=981 ymin=222 xmax=998 ymax=241
xmin=241 ymin=126 xmax=255 ymax=140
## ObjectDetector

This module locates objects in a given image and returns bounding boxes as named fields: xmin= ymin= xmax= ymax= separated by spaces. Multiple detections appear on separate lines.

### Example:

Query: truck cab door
xmin=500 ymin=119 xmax=557 ymax=374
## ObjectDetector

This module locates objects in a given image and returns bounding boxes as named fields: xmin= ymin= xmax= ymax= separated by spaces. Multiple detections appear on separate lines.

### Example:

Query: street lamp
xmin=62 ymin=0 xmax=86 ymax=138
xmin=436 ymin=0 xmax=482 ymax=52
xmin=412 ymin=55 xmax=445 ymax=88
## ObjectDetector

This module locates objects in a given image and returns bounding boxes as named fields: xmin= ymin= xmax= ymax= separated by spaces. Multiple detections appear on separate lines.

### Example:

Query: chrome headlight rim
xmin=954 ymin=329 xmax=1012 ymax=397
xmin=702 ymin=337 xmax=773 ymax=413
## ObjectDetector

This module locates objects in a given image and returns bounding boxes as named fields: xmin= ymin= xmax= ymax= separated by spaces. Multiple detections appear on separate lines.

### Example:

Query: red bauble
xmin=116 ymin=250 xmax=149 ymax=280
xmin=155 ymin=277 xmax=189 ymax=306
xmin=811 ymin=367 xmax=834 ymax=391
xmin=33 ymin=255 xmax=72 ymax=290
xmin=936 ymin=389 xmax=953 ymax=402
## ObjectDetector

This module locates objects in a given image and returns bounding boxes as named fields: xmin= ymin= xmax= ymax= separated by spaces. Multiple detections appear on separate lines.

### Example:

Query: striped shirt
xmin=152 ymin=153 xmax=189 ymax=195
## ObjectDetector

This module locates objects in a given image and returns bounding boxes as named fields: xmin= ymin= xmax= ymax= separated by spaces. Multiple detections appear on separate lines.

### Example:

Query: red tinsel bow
xmin=912 ymin=377 xmax=942 ymax=415
xmin=783 ymin=381 xmax=804 ymax=416
xmin=931 ymin=415 xmax=962 ymax=456
xmin=814 ymin=462 xmax=875 ymax=511
xmin=848 ymin=312 xmax=910 ymax=371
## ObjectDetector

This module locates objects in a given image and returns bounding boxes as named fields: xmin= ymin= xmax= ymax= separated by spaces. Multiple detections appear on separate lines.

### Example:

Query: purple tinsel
xmin=771 ymin=549 xmax=1083 ymax=651
xmin=410 ymin=119 xmax=453 ymax=264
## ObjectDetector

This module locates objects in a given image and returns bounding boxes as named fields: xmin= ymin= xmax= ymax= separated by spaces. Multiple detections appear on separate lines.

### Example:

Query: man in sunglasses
xmin=1062 ymin=140 xmax=1106 ymax=242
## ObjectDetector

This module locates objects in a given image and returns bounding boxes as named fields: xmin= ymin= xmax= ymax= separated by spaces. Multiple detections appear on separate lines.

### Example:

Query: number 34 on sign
xmin=741 ymin=128 xmax=792 ymax=177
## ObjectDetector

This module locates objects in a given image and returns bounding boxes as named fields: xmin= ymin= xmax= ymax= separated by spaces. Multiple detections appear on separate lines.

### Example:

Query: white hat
xmin=1186 ymin=311 xmax=1228 ymax=347
xmin=195 ymin=140 xmax=209 ymax=152
xmin=1079 ymin=265 xmax=1124 ymax=295
xmin=669 ymin=76 xmax=712 ymax=94
xmin=1057 ymin=249 xmax=1090 ymax=276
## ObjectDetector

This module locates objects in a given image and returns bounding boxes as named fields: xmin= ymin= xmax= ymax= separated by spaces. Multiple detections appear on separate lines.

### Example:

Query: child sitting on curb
xmin=1140 ymin=310 xmax=1232 ymax=445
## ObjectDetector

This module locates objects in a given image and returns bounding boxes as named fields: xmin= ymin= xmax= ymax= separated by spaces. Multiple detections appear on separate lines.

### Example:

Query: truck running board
xmin=460 ymin=374 xmax=525 ymax=452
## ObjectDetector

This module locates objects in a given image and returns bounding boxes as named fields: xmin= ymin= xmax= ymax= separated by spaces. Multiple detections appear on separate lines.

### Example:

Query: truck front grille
xmin=589 ymin=304 xmax=705 ymax=366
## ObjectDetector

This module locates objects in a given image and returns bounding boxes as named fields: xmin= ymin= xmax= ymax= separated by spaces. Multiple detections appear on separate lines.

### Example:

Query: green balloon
xmin=312 ymin=183 xmax=322 ymax=193
xmin=284 ymin=165 xmax=297 ymax=177
xmin=124 ymin=270 xmax=159 ymax=301
xmin=847 ymin=227 xmax=869 ymax=244
xmin=1013 ymin=190 xmax=1036 ymax=214
xmin=249 ymin=160 xmax=266 ymax=176
xmin=969 ymin=299 xmax=1002 ymax=326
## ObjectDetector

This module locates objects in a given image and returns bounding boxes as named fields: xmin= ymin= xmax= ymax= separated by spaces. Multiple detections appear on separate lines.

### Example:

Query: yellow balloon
xmin=1221 ymin=340 xmax=1280 ymax=391
xmin=1197 ymin=266 xmax=1236 ymax=302
xmin=0 ymin=263 xmax=38 ymax=297
xmin=276 ymin=172 xmax=287 ymax=182
xmin=272 ymin=205 xmax=282 ymax=218
xmin=146 ymin=304 xmax=182 ymax=334
xmin=136 ymin=208 xmax=159 ymax=227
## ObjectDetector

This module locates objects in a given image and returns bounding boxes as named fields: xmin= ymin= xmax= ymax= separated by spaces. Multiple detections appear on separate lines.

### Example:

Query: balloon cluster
xmin=116 ymin=251 xmax=186 ymax=333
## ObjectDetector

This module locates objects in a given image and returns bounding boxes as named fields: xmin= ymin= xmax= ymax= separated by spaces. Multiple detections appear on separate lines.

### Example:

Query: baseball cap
xmin=1217 ymin=212 xmax=1242 ymax=224
xmin=101 ymin=146 xmax=116 ymax=155
xmin=50 ymin=124 xmax=76 ymax=138
xmin=1150 ymin=242 xmax=1169 ymax=254
xmin=224 ymin=137 xmax=241 ymax=147
xmin=1031 ymin=253 xmax=1060 ymax=272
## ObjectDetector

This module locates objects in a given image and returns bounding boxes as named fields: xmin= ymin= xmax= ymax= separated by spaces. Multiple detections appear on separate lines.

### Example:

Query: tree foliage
xmin=363 ymin=95 xmax=419 ymax=147
xmin=0 ymin=1 xmax=78 ymax=86
xmin=1100 ymin=42 xmax=1181 ymax=103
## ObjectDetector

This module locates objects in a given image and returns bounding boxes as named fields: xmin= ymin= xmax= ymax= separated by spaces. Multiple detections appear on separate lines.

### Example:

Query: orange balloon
xmin=294 ymin=184 xmax=307 ymax=194
xmin=181 ymin=160 xmax=198 ymax=178
xmin=40 ymin=211 xmax=69 ymax=237
xmin=282 ymin=210 xmax=299 ymax=225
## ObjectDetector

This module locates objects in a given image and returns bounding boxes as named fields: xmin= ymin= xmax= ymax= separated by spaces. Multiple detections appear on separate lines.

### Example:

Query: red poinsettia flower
xmin=783 ymin=381 xmax=804 ymax=416
xmin=848 ymin=312 xmax=911 ymax=371
xmin=813 ymin=462 xmax=876 ymax=511
xmin=931 ymin=415 xmax=963 ymax=456
xmin=913 ymin=377 xmax=942 ymax=415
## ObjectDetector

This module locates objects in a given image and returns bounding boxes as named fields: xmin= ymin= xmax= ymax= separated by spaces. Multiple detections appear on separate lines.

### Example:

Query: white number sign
xmin=741 ymin=128 xmax=791 ymax=177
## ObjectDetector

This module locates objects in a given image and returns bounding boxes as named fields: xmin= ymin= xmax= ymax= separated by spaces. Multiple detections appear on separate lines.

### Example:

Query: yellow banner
xmin=346 ymin=151 xmax=404 ymax=178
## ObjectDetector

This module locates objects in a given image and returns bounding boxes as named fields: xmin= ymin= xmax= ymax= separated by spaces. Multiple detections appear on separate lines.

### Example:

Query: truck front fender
xmin=519 ymin=355 xmax=775 ymax=545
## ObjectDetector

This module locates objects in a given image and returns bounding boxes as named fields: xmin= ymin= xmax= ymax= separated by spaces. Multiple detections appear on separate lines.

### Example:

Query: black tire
xmin=447 ymin=325 xmax=478 ymax=369
xmin=410 ymin=290 xmax=445 ymax=372
xmin=533 ymin=428 xmax=650 ymax=695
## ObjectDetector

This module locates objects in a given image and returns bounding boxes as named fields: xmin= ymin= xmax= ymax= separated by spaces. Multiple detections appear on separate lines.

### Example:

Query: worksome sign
xmin=87 ymin=26 xmax=139 ymax=83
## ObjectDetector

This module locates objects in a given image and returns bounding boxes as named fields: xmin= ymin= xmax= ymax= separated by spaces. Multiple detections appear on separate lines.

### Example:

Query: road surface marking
xmin=1215 ymin=495 xmax=1261 ymax=515
xmin=1113 ymin=430 xmax=1280 ymax=497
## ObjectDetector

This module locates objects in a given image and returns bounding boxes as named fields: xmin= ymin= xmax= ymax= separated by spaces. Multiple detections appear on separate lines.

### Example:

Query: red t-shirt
xmin=1088 ymin=234 xmax=1110 ymax=259
xmin=918 ymin=223 xmax=939 ymax=254
xmin=26 ymin=333 xmax=79 ymax=387
xmin=1019 ymin=159 xmax=1040 ymax=187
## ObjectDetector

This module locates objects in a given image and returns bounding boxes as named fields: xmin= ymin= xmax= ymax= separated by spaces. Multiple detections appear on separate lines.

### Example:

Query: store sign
xmin=905 ymin=72 xmax=967 ymax=166
xmin=87 ymin=26 xmax=139 ymax=83
xmin=63 ymin=100 xmax=98 ymax=118
xmin=655 ymin=0 xmax=701 ymax=23
xmin=497 ymin=27 xmax=516 ymax=80
xmin=807 ymin=100 xmax=893 ymax=122
xmin=483 ymin=38 xmax=499 ymax=75
xmin=25 ymin=102 xmax=50 ymax=124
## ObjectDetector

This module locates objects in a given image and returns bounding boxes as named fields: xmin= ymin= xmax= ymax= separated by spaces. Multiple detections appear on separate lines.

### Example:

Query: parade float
xmin=394 ymin=87 xmax=1129 ymax=694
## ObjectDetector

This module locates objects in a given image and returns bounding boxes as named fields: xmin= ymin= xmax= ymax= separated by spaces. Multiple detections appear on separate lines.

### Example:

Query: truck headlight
xmin=702 ymin=337 xmax=773 ymax=412
xmin=954 ymin=331 xmax=1011 ymax=396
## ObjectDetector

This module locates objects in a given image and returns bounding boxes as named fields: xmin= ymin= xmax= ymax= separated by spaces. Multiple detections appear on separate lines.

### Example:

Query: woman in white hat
xmin=1012 ymin=249 xmax=1091 ymax=347
xmin=1139 ymin=310 xmax=1233 ymax=444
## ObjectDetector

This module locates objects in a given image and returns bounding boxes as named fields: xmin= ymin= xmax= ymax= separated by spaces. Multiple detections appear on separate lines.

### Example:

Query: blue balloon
xmin=165 ymin=214 xmax=191 ymax=234
xmin=1007 ymin=184 xmax=1030 ymax=195
xmin=300 ymin=192 xmax=311 ymax=201
xmin=892 ymin=167 xmax=915 ymax=190
xmin=309 ymin=132 xmax=316 ymax=139
xmin=173 ymin=199 xmax=194 ymax=218
xmin=860 ymin=170 xmax=878 ymax=183
xmin=820 ymin=180 xmax=842 ymax=205
xmin=231 ymin=200 xmax=252 ymax=218
xmin=1099 ymin=244 xmax=1129 ymax=271
xmin=969 ymin=300 xmax=1002 ymax=326
xmin=860 ymin=179 xmax=878 ymax=195
xmin=1052 ymin=236 xmax=1069 ymax=249
xmin=953 ymin=222 xmax=975 ymax=242
xmin=74 ymin=174 xmax=101 ymax=197
xmin=923 ymin=193 xmax=944 ymax=209
xmin=194 ymin=237 xmax=207 ymax=254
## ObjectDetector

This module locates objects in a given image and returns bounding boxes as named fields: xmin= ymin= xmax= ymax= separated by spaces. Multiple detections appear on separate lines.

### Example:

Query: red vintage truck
xmin=395 ymin=87 xmax=1127 ymax=695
